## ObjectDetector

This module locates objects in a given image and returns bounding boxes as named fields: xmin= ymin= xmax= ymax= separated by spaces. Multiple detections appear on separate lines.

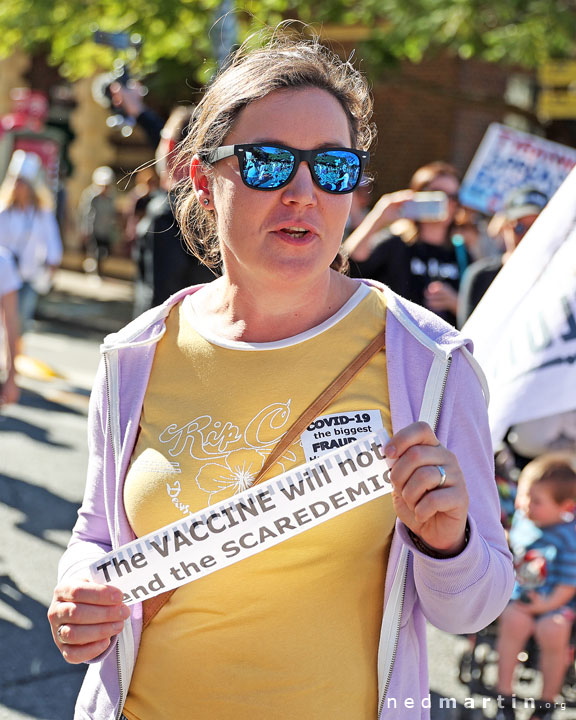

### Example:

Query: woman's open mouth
xmin=276 ymin=226 xmax=316 ymax=240
xmin=283 ymin=226 xmax=309 ymax=238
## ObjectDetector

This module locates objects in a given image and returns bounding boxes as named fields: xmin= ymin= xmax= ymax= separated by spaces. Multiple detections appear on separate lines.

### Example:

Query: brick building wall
xmin=367 ymin=55 xmax=534 ymax=198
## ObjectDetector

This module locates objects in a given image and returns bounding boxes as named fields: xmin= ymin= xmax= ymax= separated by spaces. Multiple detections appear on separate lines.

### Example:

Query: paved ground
xmin=36 ymin=268 xmax=134 ymax=335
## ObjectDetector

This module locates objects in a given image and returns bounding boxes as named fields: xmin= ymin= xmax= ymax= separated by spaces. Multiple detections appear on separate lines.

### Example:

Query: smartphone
xmin=402 ymin=192 xmax=449 ymax=222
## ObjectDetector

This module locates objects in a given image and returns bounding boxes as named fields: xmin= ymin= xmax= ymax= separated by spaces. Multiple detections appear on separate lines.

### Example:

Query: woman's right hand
xmin=48 ymin=578 xmax=131 ymax=664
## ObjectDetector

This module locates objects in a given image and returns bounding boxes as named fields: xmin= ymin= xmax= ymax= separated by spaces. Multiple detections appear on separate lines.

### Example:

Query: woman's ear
xmin=190 ymin=155 xmax=212 ymax=209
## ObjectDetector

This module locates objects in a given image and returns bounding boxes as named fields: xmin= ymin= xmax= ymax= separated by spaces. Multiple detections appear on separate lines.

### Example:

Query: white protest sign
xmin=300 ymin=409 xmax=385 ymax=462
xmin=462 ymin=167 xmax=576 ymax=447
xmin=460 ymin=123 xmax=576 ymax=214
xmin=90 ymin=431 xmax=393 ymax=604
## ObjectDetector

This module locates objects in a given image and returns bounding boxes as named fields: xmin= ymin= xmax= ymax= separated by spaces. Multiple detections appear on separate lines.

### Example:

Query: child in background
xmin=496 ymin=454 xmax=576 ymax=720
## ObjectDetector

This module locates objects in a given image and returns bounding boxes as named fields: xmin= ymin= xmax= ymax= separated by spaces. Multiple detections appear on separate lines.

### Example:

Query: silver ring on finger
xmin=436 ymin=465 xmax=447 ymax=488
xmin=57 ymin=625 xmax=67 ymax=643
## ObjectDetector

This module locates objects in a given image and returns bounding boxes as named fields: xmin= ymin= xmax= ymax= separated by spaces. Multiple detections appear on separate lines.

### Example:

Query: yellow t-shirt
xmin=122 ymin=284 xmax=395 ymax=720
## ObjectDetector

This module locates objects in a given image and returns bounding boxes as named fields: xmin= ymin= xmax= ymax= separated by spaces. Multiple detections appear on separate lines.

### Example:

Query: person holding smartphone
xmin=344 ymin=161 xmax=470 ymax=326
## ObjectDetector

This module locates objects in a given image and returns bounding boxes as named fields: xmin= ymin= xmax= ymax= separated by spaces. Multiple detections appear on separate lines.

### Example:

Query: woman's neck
xmin=194 ymin=271 xmax=359 ymax=343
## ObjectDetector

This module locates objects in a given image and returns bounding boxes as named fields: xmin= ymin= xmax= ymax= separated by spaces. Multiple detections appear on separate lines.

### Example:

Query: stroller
xmin=456 ymin=447 xmax=576 ymax=709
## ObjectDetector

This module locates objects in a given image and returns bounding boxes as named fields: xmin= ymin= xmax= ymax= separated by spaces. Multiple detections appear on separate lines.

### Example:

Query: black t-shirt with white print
xmin=351 ymin=233 xmax=468 ymax=326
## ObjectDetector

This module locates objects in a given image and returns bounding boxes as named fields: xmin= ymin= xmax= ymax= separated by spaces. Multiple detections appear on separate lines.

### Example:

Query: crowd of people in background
xmin=343 ymin=159 xmax=576 ymax=720
xmin=0 ymin=95 xmax=549 ymax=350
xmin=343 ymin=161 xmax=547 ymax=331
xmin=69 ymin=150 xmax=552 ymax=335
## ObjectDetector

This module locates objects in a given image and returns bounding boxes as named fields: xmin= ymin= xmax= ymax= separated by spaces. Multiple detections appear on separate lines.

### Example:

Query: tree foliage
xmin=0 ymin=0 xmax=574 ymax=82
xmin=358 ymin=0 xmax=576 ymax=70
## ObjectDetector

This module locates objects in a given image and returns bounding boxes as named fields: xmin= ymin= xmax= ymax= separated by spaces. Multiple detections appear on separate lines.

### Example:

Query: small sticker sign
xmin=301 ymin=410 xmax=385 ymax=462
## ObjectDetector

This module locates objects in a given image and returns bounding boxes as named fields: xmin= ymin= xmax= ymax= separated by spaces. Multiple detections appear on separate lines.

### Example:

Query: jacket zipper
xmin=115 ymin=644 xmax=125 ymax=720
xmin=432 ymin=355 xmax=452 ymax=434
xmin=103 ymin=352 xmax=126 ymax=720
xmin=376 ymin=353 xmax=452 ymax=719
xmin=377 ymin=552 xmax=408 ymax=718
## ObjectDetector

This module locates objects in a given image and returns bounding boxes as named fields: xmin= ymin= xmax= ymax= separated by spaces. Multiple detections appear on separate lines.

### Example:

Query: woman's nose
xmin=281 ymin=161 xmax=317 ymax=205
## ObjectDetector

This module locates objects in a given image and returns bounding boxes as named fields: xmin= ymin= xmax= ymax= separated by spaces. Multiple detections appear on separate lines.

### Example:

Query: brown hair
xmin=409 ymin=161 xmax=461 ymax=192
xmin=519 ymin=453 xmax=576 ymax=505
xmin=174 ymin=31 xmax=375 ymax=271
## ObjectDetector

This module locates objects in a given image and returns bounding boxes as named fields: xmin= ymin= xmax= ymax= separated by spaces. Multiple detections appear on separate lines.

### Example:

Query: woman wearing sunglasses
xmin=48 ymin=33 xmax=512 ymax=720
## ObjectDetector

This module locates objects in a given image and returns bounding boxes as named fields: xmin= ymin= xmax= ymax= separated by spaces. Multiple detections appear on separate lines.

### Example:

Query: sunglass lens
xmin=243 ymin=146 xmax=294 ymax=189
xmin=313 ymin=150 xmax=361 ymax=193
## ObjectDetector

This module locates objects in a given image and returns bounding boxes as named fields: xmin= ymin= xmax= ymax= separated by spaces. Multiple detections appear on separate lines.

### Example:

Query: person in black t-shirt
xmin=344 ymin=162 xmax=469 ymax=326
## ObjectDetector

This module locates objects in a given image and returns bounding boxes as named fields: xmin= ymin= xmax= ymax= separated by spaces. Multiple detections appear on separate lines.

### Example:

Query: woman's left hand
xmin=385 ymin=422 xmax=469 ymax=556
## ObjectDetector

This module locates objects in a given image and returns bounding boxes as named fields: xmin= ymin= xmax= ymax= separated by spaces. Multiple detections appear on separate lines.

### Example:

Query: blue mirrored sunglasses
xmin=207 ymin=143 xmax=369 ymax=194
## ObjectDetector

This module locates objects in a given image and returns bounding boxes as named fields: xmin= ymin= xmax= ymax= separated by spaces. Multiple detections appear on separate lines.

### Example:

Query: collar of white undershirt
xmin=182 ymin=281 xmax=370 ymax=351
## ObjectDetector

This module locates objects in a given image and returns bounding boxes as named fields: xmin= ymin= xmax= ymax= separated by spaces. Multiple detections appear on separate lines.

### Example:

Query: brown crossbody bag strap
xmin=141 ymin=327 xmax=386 ymax=629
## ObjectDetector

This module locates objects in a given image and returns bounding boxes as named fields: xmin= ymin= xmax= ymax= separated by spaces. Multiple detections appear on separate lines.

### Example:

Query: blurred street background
xmin=1 ymin=2 xmax=576 ymax=718
xmin=0 ymin=262 xmax=132 ymax=719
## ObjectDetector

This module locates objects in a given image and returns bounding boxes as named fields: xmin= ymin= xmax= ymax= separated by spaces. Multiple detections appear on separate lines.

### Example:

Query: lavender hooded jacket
xmin=59 ymin=281 xmax=514 ymax=719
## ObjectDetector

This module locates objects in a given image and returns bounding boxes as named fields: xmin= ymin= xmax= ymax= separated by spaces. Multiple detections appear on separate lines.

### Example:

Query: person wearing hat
xmin=78 ymin=166 xmax=118 ymax=276
xmin=457 ymin=186 xmax=548 ymax=327
xmin=0 ymin=150 xmax=62 ymax=332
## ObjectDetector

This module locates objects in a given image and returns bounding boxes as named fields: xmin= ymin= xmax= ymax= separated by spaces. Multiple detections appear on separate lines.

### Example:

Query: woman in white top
xmin=0 ymin=166 xmax=62 ymax=330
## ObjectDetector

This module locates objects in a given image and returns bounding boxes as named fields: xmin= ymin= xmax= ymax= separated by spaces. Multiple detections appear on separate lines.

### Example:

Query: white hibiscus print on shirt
xmin=196 ymin=446 xmax=298 ymax=504
xmin=161 ymin=401 xmax=299 ymax=511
